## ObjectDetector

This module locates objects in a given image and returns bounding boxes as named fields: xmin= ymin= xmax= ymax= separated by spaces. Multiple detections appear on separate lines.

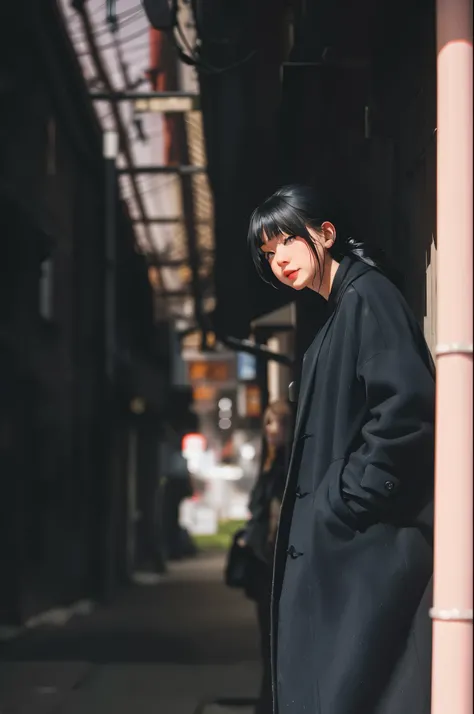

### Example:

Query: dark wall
xmin=194 ymin=0 xmax=294 ymax=339
xmin=370 ymin=0 xmax=437 ymax=325
xmin=0 ymin=71 xmax=108 ymax=620
xmin=278 ymin=0 xmax=436 ymax=355
xmin=0 ymin=0 xmax=163 ymax=624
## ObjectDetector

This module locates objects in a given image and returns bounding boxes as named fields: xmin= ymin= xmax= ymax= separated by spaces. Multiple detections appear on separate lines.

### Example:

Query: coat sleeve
xmin=340 ymin=345 xmax=435 ymax=521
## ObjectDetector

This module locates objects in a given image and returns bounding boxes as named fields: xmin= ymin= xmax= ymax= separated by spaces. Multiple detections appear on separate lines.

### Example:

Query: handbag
xmin=224 ymin=528 xmax=252 ymax=589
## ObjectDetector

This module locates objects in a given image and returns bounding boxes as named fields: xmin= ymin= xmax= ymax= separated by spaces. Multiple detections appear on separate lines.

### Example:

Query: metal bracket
xmin=435 ymin=342 xmax=473 ymax=356
xmin=221 ymin=336 xmax=294 ymax=367
xmin=429 ymin=608 xmax=473 ymax=622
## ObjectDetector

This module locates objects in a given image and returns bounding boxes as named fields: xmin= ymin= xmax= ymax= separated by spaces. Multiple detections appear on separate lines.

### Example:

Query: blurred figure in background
xmin=241 ymin=400 xmax=292 ymax=714
xmin=164 ymin=444 xmax=196 ymax=560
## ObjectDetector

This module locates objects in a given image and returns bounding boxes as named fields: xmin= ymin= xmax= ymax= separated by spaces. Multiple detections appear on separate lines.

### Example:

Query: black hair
xmin=247 ymin=184 xmax=397 ymax=290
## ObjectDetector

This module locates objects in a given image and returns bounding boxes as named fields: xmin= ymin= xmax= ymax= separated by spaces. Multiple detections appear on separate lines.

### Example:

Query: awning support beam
xmin=221 ymin=336 xmax=294 ymax=367
xmin=118 ymin=165 xmax=206 ymax=175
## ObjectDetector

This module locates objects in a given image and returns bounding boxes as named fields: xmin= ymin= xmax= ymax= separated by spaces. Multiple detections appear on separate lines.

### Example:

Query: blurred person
xmin=164 ymin=445 xmax=195 ymax=560
xmin=248 ymin=185 xmax=435 ymax=714
xmin=240 ymin=400 xmax=292 ymax=714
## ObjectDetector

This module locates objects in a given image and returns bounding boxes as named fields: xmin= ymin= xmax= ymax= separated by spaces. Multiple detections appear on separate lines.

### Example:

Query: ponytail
xmin=336 ymin=236 xmax=404 ymax=292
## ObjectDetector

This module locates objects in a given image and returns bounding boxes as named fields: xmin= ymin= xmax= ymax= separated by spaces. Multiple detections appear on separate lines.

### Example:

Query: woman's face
xmin=260 ymin=223 xmax=335 ymax=292
xmin=265 ymin=414 xmax=285 ymax=448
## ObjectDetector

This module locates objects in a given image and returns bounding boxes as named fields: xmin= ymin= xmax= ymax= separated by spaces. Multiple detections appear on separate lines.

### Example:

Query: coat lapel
xmin=292 ymin=318 xmax=332 ymax=438
xmin=287 ymin=258 xmax=374 ymax=475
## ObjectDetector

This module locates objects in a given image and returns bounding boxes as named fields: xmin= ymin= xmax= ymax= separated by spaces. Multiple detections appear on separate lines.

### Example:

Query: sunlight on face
xmin=260 ymin=230 xmax=325 ymax=291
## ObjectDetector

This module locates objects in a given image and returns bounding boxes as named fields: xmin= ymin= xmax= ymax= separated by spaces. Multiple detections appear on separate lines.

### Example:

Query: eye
xmin=263 ymin=250 xmax=274 ymax=262
xmin=283 ymin=235 xmax=296 ymax=246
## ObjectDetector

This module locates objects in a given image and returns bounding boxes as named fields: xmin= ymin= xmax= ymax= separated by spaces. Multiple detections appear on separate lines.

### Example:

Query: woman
xmin=242 ymin=401 xmax=291 ymax=714
xmin=248 ymin=185 xmax=435 ymax=714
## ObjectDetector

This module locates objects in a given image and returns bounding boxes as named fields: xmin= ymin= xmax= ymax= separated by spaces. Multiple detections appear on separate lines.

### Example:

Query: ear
xmin=321 ymin=221 xmax=336 ymax=247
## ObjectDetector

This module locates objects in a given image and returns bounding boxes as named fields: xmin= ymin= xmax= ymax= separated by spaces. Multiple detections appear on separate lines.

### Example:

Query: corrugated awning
xmin=58 ymin=0 xmax=215 ymax=327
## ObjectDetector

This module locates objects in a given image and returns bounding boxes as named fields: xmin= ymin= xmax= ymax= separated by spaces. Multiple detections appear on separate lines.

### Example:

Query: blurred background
xmin=0 ymin=0 xmax=443 ymax=712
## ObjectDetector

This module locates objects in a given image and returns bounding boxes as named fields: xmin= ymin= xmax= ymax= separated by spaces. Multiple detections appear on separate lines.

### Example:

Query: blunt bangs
xmin=247 ymin=186 xmax=324 ymax=285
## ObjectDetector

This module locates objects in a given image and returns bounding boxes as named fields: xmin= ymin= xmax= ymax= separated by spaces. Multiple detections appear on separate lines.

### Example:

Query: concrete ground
xmin=0 ymin=553 xmax=261 ymax=714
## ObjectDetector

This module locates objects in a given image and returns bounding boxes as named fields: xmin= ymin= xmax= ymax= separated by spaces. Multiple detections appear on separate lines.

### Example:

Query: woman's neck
xmin=317 ymin=255 xmax=340 ymax=301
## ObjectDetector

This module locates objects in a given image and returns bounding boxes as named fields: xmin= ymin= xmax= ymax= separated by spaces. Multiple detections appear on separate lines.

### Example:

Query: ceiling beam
xmin=118 ymin=165 xmax=207 ymax=175
xmin=89 ymin=90 xmax=199 ymax=101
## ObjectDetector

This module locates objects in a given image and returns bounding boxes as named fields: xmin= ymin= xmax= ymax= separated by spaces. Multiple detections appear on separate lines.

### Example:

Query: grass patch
xmin=193 ymin=519 xmax=246 ymax=552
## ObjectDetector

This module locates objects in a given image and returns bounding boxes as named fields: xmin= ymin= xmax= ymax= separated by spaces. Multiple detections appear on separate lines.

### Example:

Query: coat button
xmin=295 ymin=486 xmax=309 ymax=499
xmin=384 ymin=480 xmax=395 ymax=492
xmin=287 ymin=545 xmax=303 ymax=559
xmin=288 ymin=381 xmax=298 ymax=403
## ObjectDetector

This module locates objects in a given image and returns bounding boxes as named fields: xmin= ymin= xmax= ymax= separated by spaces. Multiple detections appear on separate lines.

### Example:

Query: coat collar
xmin=327 ymin=255 xmax=372 ymax=317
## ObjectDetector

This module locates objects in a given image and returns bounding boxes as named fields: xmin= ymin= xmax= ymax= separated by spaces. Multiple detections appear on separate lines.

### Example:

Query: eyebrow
xmin=260 ymin=232 xmax=296 ymax=250
xmin=260 ymin=232 xmax=284 ymax=249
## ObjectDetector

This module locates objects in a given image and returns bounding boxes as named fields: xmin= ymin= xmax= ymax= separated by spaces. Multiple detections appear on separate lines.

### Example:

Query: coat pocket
xmin=325 ymin=458 xmax=360 ymax=532
xmin=360 ymin=463 xmax=401 ymax=500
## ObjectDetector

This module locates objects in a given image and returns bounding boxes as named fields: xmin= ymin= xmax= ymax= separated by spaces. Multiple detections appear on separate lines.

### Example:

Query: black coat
xmin=272 ymin=257 xmax=435 ymax=714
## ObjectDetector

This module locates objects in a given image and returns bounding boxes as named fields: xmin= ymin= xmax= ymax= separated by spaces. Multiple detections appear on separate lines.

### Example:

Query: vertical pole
xmin=104 ymin=131 xmax=118 ymax=383
xmin=255 ymin=329 xmax=270 ymax=414
xmin=432 ymin=1 xmax=473 ymax=713
xmin=148 ymin=30 xmax=172 ymax=569
xmin=102 ymin=130 xmax=119 ymax=600
xmin=126 ymin=426 xmax=138 ymax=577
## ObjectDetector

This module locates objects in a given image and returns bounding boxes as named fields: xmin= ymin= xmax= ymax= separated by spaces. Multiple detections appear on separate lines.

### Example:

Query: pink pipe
xmin=432 ymin=1 xmax=473 ymax=713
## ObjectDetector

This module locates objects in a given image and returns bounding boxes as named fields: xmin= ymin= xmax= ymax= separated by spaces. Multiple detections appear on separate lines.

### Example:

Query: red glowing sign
xmin=182 ymin=433 xmax=206 ymax=455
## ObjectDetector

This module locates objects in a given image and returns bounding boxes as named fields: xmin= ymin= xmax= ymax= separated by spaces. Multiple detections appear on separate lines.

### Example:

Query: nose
xmin=275 ymin=246 xmax=290 ymax=267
